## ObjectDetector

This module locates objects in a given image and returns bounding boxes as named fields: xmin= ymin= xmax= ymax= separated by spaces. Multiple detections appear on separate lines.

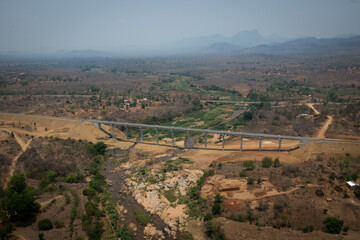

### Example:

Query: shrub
xmin=117 ymin=228 xmax=135 ymax=240
xmin=204 ymin=214 xmax=213 ymax=222
xmin=164 ymin=190 xmax=177 ymax=203
xmin=83 ymin=188 xmax=97 ymax=198
xmin=66 ymin=173 xmax=83 ymax=183
xmin=227 ymin=214 xmax=245 ymax=222
xmin=262 ymin=157 xmax=272 ymax=168
xmin=205 ymin=221 xmax=225 ymax=240
xmin=343 ymin=226 xmax=349 ymax=233
xmin=53 ymin=219 xmax=65 ymax=228
xmin=87 ymin=142 xmax=107 ymax=156
xmin=212 ymin=203 xmax=221 ymax=215
xmin=243 ymin=160 xmax=255 ymax=170
xmin=134 ymin=209 xmax=150 ymax=225
xmin=214 ymin=194 xmax=223 ymax=204
xmin=239 ymin=171 xmax=247 ymax=177
xmin=273 ymin=158 xmax=280 ymax=167
xmin=303 ymin=225 xmax=314 ymax=233
xmin=322 ymin=217 xmax=343 ymax=234
xmin=85 ymin=201 xmax=97 ymax=216
xmin=38 ymin=219 xmax=53 ymax=230
xmin=247 ymin=177 xmax=254 ymax=185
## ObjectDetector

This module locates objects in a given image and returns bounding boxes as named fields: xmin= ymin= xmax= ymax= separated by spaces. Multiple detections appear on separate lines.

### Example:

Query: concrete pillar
xmin=204 ymin=132 xmax=208 ymax=150
xmin=240 ymin=136 xmax=243 ymax=151
xmin=98 ymin=123 xmax=101 ymax=129
xmin=259 ymin=137 xmax=262 ymax=151
xmin=187 ymin=131 xmax=190 ymax=149
xmin=171 ymin=129 xmax=174 ymax=147
xmin=222 ymin=134 xmax=225 ymax=151
xmin=126 ymin=126 xmax=129 ymax=141
xmin=278 ymin=139 xmax=282 ymax=151
xmin=156 ymin=128 xmax=158 ymax=145
xmin=112 ymin=125 xmax=114 ymax=138
xmin=140 ymin=127 xmax=143 ymax=143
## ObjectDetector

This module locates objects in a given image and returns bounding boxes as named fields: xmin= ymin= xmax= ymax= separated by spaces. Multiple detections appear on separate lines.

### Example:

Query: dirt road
xmin=4 ymin=133 xmax=33 ymax=187
xmin=314 ymin=115 xmax=333 ymax=139
xmin=306 ymin=103 xmax=320 ymax=115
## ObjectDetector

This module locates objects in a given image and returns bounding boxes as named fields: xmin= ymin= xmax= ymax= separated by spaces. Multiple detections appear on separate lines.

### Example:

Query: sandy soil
xmin=179 ymin=149 xmax=302 ymax=171
xmin=0 ymin=113 xmax=133 ymax=150
xmin=291 ymin=141 xmax=360 ymax=160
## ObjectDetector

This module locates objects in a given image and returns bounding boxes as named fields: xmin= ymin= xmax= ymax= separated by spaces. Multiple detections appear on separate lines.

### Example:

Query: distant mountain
xmin=166 ymin=29 xmax=289 ymax=53
xmin=249 ymin=35 xmax=360 ymax=55
xmin=206 ymin=42 xmax=238 ymax=52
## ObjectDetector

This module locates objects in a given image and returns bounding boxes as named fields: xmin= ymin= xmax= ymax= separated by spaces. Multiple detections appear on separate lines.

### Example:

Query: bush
xmin=85 ymin=201 xmax=97 ymax=216
xmin=204 ymin=214 xmax=213 ymax=222
xmin=0 ymin=223 xmax=13 ymax=240
xmin=243 ymin=160 xmax=255 ymax=170
xmin=247 ymin=177 xmax=254 ymax=185
xmin=134 ymin=209 xmax=150 ymax=225
xmin=212 ymin=203 xmax=221 ymax=215
xmin=117 ymin=228 xmax=135 ymax=240
xmin=273 ymin=158 xmax=280 ymax=167
xmin=53 ymin=219 xmax=65 ymax=228
xmin=83 ymin=188 xmax=97 ymax=198
xmin=239 ymin=171 xmax=247 ymax=177
xmin=87 ymin=142 xmax=107 ymax=156
xmin=227 ymin=214 xmax=245 ymax=222
xmin=303 ymin=225 xmax=314 ymax=233
xmin=38 ymin=219 xmax=53 ymax=230
xmin=214 ymin=194 xmax=223 ymax=204
xmin=66 ymin=173 xmax=83 ymax=183
xmin=323 ymin=217 xmax=344 ymax=234
xmin=164 ymin=190 xmax=177 ymax=203
xmin=205 ymin=221 xmax=225 ymax=240
xmin=262 ymin=157 xmax=272 ymax=168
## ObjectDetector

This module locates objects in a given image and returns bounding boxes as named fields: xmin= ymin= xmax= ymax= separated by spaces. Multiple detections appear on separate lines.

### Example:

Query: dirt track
xmin=314 ymin=115 xmax=333 ymax=139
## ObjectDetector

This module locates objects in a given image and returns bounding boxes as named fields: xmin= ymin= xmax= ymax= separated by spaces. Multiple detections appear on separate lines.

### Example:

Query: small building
xmin=301 ymin=113 xmax=308 ymax=117
xmin=346 ymin=181 xmax=359 ymax=190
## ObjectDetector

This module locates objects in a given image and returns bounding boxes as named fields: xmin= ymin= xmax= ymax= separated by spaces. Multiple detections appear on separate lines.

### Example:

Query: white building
xmin=346 ymin=181 xmax=359 ymax=190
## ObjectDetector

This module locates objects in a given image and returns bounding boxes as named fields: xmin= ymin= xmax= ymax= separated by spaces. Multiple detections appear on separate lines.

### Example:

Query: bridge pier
xmin=222 ymin=134 xmax=225 ymax=151
xmin=140 ymin=127 xmax=143 ymax=143
xmin=97 ymin=123 xmax=101 ymax=129
xmin=240 ymin=136 xmax=243 ymax=151
xmin=112 ymin=125 xmax=114 ymax=138
xmin=187 ymin=131 xmax=190 ymax=149
xmin=278 ymin=139 xmax=282 ymax=151
xmin=126 ymin=126 xmax=129 ymax=141
xmin=204 ymin=132 xmax=208 ymax=150
xmin=171 ymin=129 xmax=174 ymax=147
xmin=156 ymin=128 xmax=159 ymax=145
xmin=259 ymin=137 xmax=262 ymax=151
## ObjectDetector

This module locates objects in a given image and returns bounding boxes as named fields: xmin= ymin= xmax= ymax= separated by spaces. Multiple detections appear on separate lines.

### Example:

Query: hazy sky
xmin=1 ymin=0 xmax=360 ymax=52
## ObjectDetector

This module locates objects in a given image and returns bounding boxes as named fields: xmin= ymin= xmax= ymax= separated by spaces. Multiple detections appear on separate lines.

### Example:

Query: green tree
xmin=243 ymin=160 xmax=255 ymax=170
xmin=261 ymin=157 xmax=272 ymax=168
xmin=1 ymin=174 xmax=40 ymax=223
xmin=212 ymin=203 xmax=221 ymax=215
xmin=243 ymin=111 xmax=254 ymax=121
xmin=323 ymin=217 xmax=344 ymax=234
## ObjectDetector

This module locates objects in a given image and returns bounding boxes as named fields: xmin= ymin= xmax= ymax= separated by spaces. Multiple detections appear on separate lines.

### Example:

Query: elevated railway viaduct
xmin=2 ymin=113 xmax=359 ymax=151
